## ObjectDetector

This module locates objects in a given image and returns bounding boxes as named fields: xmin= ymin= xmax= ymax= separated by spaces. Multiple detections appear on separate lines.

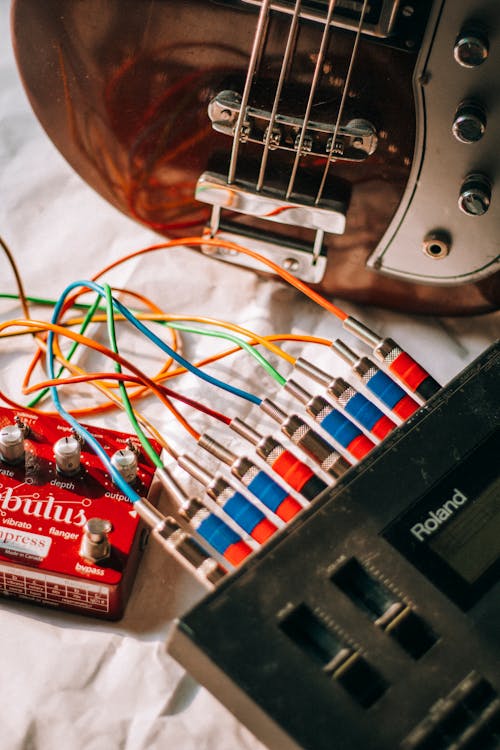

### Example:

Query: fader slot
xmin=402 ymin=672 xmax=500 ymax=750
xmin=279 ymin=603 xmax=388 ymax=708
xmin=331 ymin=557 xmax=437 ymax=659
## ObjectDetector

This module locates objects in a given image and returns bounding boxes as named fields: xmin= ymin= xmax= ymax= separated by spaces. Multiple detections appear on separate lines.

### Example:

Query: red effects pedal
xmin=0 ymin=406 xmax=160 ymax=619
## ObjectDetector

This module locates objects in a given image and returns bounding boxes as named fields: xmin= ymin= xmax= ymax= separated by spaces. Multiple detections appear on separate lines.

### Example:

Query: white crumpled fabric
xmin=0 ymin=5 xmax=498 ymax=750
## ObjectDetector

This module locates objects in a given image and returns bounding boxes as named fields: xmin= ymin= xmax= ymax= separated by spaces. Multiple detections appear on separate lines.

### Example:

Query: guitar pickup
xmin=208 ymin=91 xmax=378 ymax=162
xmin=241 ymin=0 xmax=401 ymax=39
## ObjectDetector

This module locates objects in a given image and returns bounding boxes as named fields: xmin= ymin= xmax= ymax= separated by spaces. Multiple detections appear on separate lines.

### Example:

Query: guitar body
xmin=11 ymin=0 xmax=500 ymax=313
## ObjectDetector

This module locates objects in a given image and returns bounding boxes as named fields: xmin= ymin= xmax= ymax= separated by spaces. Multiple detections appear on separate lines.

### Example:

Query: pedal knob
xmin=111 ymin=447 xmax=138 ymax=484
xmin=80 ymin=518 xmax=113 ymax=563
xmin=0 ymin=424 xmax=25 ymax=464
xmin=54 ymin=435 xmax=82 ymax=476
xmin=454 ymin=27 xmax=489 ymax=68
xmin=458 ymin=174 xmax=491 ymax=216
xmin=452 ymin=102 xmax=487 ymax=143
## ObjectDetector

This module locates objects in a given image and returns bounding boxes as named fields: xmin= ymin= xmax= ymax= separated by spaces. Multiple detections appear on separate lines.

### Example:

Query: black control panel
xmin=168 ymin=343 xmax=500 ymax=750
xmin=385 ymin=429 xmax=500 ymax=611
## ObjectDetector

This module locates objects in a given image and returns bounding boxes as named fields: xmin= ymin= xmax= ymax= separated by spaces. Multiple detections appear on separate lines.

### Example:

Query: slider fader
xmin=0 ymin=407 xmax=160 ymax=619
xmin=168 ymin=343 xmax=500 ymax=750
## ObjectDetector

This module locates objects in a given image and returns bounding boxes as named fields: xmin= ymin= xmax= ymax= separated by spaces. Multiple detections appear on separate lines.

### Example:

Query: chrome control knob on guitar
xmin=452 ymin=102 xmax=487 ymax=144
xmin=458 ymin=174 xmax=491 ymax=217
xmin=454 ymin=25 xmax=490 ymax=67
xmin=11 ymin=0 xmax=500 ymax=314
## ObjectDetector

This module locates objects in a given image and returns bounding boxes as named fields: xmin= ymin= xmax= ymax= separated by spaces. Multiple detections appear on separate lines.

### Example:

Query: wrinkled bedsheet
xmin=0 ymin=6 xmax=498 ymax=749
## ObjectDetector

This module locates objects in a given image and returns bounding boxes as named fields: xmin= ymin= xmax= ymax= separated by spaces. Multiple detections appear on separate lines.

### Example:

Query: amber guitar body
xmin=11 ymin=0 xmax=500 ymax=313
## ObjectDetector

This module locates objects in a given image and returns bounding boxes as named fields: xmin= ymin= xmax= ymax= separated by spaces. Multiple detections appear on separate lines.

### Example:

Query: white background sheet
xmin=0 ymin=4 xmax=498 ymax=749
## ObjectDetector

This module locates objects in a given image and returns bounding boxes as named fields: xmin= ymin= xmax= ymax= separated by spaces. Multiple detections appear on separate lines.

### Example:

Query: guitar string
xmin=228 ymin=0 xmax=272 ymax=185
xmin=315 ymin=0 xmax=370 ymax=205
xmin=285 ymin=0 xmax=339 ymax=200
xmin=256 ymin=0 xmax=303 ymax=192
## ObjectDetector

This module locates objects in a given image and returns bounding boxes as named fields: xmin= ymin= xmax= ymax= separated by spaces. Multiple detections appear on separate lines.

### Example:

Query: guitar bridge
xmin=195 ymin=171 xmax=347 ymax=283
xmin=209 ymin=91 xmax=378 ymax=162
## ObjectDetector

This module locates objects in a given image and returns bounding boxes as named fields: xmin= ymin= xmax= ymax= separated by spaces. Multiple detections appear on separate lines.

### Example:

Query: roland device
xmin=167 ymin=342 xmax=500 ymax=750
xmin=12 ymin=0 xmax=500 ymax=315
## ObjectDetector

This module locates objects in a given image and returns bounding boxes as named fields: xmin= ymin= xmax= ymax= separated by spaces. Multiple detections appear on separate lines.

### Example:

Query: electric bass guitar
xmin=11 ymin=0 xmax=500 ymax=313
